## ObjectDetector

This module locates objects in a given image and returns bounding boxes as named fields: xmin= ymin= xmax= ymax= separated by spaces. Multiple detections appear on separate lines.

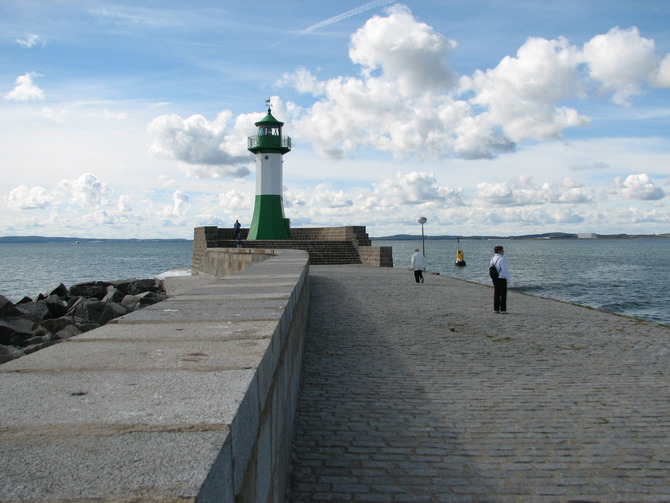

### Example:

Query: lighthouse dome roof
xmin=255 ymin=109 xmax=284 ymax=128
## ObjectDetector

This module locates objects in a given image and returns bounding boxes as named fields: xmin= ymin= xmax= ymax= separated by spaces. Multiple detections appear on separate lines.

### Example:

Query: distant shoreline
xmin=1 ymin=233 xmax=668 ymax=244
xmin=372 ymin=233 xmax=670 ymax=241
xmin=0 ymin=236 xmax=192 ymax=244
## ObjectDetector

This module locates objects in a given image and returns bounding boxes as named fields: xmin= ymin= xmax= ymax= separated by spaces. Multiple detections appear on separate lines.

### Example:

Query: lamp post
xmin=417 ymin=217 xmax=427 ymax=257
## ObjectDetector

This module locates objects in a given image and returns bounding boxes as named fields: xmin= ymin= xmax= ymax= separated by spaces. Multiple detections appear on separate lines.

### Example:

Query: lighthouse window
xmin=259 ymin=126 xmax=281 ymax=136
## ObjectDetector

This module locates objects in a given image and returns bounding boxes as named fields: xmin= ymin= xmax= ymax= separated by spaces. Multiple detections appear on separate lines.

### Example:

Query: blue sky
xmin=1 ymin=0 xmax=669 ymax=238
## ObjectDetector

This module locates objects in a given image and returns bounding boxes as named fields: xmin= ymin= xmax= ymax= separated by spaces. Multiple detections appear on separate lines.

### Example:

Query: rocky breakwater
xmin=0 ymin=278 xmax=167 ymax=364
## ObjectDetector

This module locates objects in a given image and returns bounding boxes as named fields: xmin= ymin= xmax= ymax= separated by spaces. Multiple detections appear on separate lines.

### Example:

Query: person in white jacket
xmin=411 ymin=249 xmax=426 ymax=284
xmin=490 ymin=245 xmax=511 ymax=313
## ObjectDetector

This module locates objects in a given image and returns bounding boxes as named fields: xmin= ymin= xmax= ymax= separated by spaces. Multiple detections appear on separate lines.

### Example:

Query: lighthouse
xmin=246 ymin=101 xmax=291 ymax=240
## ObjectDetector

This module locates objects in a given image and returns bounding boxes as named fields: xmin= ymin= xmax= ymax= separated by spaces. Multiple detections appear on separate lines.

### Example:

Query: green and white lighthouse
xmin=246 ymin=102 xmax=291 ymax=240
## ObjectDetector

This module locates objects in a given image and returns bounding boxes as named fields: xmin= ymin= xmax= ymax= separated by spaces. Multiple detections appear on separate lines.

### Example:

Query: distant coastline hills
xmin=0 ymin=232 xmax=667 ymax=244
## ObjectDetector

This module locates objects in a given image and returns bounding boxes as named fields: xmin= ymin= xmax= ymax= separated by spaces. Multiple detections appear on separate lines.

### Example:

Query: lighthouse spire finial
xmin=266 ymin=97 xmax=271 ymax=113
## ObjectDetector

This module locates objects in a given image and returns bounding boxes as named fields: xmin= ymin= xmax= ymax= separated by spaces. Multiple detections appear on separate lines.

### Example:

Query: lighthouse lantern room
xmin=246 ymin=100 xmax=291 ymax=240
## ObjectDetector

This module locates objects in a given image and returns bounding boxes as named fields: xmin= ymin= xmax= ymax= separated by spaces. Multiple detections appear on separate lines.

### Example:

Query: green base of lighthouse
xmin=247 ymin=194 xmax=291 ymax=240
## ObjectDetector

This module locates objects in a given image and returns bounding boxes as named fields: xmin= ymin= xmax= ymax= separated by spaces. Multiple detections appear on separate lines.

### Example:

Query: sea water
xmin=374 ymin=238 xmax=670 ymax=326
xmin=0 ymin=240 xmax=193 ymax=303
xmin=0 ymin=238 xmax=668 ymax=326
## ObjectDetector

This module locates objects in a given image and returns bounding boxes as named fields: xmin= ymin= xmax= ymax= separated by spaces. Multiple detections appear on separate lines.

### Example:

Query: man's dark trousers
xmin=493 ymin=278 xmax=507 ymax=312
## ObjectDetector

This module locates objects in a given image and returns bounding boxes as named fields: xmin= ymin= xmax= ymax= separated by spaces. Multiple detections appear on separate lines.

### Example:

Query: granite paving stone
xmin=286 ymin=264 xmax=670 ymax=503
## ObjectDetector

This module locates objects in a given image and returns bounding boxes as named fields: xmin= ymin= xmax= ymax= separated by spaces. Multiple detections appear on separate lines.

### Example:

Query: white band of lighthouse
xmin=256 ymin=153 xmax=283 ymax=195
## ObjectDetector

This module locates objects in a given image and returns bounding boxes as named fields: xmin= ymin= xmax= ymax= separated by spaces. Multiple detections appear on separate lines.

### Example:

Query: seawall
xmin=0 ymin=248 xmax=309 ymax=502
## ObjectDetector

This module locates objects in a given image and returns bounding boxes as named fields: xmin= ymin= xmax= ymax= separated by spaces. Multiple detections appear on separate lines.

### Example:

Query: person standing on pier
xmin=490 ymin=245 xmax=511 ymax=313
xmin=411 ymin=248 xmax=426 ymax=284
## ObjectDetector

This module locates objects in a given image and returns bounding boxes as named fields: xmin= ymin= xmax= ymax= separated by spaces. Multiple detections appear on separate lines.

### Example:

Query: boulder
xmin=68 ymin=281 xmax=111 ymax=300
xmin=15 ymin=296 xmax=33 ymax=305
xmin=0 ymin=317 xmax=37 ymax=346
xmin=121 ymin=291 xmax=166 ymax=310
xmin=120 ymin=293 xmax=143 ymax=311
xmin=102 ymin=286 xmax=125 ymax=303
xmin=0 ymin=295 xmax=24 ymax=317
xmin=40 ymin=317 xmax=77 ymax=334
xmin=49 ymin=283 xmax=69 ymax=297
xmin=66 ymin=299 xmax=128 ymax=325
xmin=99 ymin=302 xmax=129 ymax=325
xmin=127 ymin=278 xmax=160 ymax=295
xmin=17 ymin=295 xmax=67 ymax=320
xmin=107 ymin=279 xmax=138 ymax=295
xmin=55 ymin=325 xmax=83 ymax=340
xmin=66 ymin=299 xmax=106 ymax=323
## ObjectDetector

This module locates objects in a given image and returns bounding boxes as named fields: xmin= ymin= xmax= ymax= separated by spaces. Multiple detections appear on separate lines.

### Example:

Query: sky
xmin=1 ymin=0 xmax=669 ymax=239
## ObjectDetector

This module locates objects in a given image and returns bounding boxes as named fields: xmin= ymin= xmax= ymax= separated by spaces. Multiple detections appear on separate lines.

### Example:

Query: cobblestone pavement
xmin=286 ymin=265 xmax=670 ymax=503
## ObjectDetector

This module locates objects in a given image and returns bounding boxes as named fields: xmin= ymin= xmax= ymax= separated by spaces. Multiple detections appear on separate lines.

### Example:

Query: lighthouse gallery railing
xmin=248 ymin=135 xmax=291 ymax=150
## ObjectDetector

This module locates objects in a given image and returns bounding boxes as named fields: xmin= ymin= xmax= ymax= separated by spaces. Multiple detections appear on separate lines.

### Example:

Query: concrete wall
xmin=0 ymin=249 xmax=310 ymax=503
xmin=198 ymin=246 xmax=277 ymax=277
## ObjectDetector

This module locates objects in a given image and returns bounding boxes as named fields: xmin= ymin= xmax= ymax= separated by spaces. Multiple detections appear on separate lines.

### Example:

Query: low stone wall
xmin=291 ymin=226 xmax=371 ymax=245
xmin=192 ymin=225 xmax=393 ymax=269
xmin=0 ymin=249 xmax=310 ymax=503
xmin=358 ymin=244 xmax=393 ymax=268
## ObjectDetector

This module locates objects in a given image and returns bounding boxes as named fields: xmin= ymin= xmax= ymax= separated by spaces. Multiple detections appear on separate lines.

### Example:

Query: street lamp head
xmin=417 ymin=217 xmax=427 ymax=224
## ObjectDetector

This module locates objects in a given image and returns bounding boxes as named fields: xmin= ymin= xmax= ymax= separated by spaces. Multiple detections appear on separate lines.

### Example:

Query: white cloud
xmin=86 ymin=208 xmax=129 ymax=226
xmin=581 ymin=27 xmax=662 ymax=105
xmin=372 ymin=171 xmax=463 ymax=205
xmin=475 ymin=176 xmax=596 ymax=207
xmin=476 ymin=181 xmax=515 ymax=205
xmin=4 ymin=73 xmax=45 ymax=101
xmin=159 ymin=189 xmax=191 ymax=217
xmin=58 ymin=173 xmax=111 ymax=207
xmin=546 ymin=178 xmax=595 ymax=204
xmin=617 ymin=174 xmax=665 ymax=201
xmin=15 ymin=34 xmax=44 ymax=48
xmin=349 ymin=4 xmax=457 ymax=96
xmin=276 ymin=67 xmax=326 ymax=96
xmin=218 ymin=189 xmax=253 ymax=212
xmin=6 ymin=174 xmax=111 ymax=211
xmin=650 ymin=54 xmax=670 ymax=87
xmin=117 ymin=194 xmax=132 ymax=212
xmin=463 ymin=36 xmax=590 ymax=142
xmin=5 ymin=185 xmax=53 ymax=210
xmin=148 ymin=111 xmax=253 ymax=178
